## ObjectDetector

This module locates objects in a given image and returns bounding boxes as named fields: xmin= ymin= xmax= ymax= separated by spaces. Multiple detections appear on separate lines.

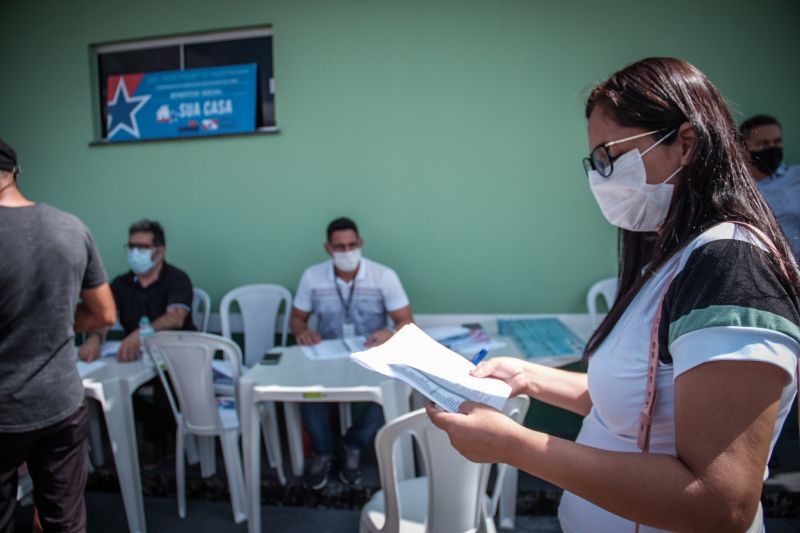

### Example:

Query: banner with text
xmin=106 ymin=63 xmax=257 ymax=142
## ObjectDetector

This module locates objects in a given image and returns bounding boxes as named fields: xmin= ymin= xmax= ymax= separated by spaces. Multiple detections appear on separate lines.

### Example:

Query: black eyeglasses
xmin=124 ymin=243 xmax=155 ymax=251
xmin=582 ymin=129 xmax=664 ymax=178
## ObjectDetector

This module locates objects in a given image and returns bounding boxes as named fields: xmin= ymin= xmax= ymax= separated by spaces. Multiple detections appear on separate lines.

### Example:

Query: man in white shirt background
xmin=290 ymin=217 xmax=414 ymax=489
xmin=740 ymin=114 xmax=800 ymax=260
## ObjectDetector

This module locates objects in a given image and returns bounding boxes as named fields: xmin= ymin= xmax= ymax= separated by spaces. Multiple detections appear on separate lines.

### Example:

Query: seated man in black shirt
xmin=79 ymin=219 xmax=195 ymax=362
xmin=79 ymin=219 xmax=195 ymax=467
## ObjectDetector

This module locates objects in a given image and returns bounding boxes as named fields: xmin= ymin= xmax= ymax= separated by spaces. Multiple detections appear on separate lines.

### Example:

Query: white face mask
xmin=127 ymin=248 xmax=156 ymax=274
xmin=332 ymin=248 xmax=361 ymax=272
xmin=588 ymin=130 xmax=681 ymax=232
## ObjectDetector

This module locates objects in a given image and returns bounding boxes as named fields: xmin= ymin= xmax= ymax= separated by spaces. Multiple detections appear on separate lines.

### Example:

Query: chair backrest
xmin=144 ymin=331 xmax=243 ymax=435
xmin=374 ymin=395 xmax=530 ymax=533
xmin=219 ymin=284 xmax=292 ymax=367
xmin=586 ymin=276 xmax=618 ymax=328
xmin=192 ymin=287 xmax=212 ymax=332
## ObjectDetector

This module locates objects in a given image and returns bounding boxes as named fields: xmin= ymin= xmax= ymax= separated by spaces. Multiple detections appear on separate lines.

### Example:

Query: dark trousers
xmin=133 ymin=377 xmax=175 ymax=444
xmin=0 ymin=402 xmax=89 ymax=533
xmin=300 ymin=402 xmax=385 ymax=456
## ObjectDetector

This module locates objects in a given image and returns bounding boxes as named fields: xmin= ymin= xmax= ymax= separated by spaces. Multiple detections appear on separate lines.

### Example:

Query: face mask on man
xmin=750 ymin=146 xmax=783 ymax=176
xmin=127 ymin=248 xmax=156 ymax=274
xmin=333 ymin=248 xmax=361 ymax=272
xmin=588 ymin=130 xmax=682 ymax=232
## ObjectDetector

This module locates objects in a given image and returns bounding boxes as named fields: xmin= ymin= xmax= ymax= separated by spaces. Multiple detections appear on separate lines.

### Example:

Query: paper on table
xmin=350 ymin=324 xmax=511 ymax=413
xmin=423 ymin=326 xmax=471 ymax=342
xmin=77 ymin=360 xmax=108 ymax=378
xmin=301 ymin=337 xmax=366 ymax=361
xmin=343 ymin=336 xmax=366 ymax=352
xmin=212 ymin=360 xmax=235 ymax=378
xmin=422 ymin=326 xmax=505 ymax=357
xmin=211 ymin=360 xmax=235 ymax=387
xmin=101 ymin=341 xmax=121 ymax=358
xmin=446 ymin=336 xmax=506 ymax=358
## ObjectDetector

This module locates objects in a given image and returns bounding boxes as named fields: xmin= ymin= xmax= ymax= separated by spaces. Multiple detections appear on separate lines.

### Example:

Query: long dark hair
xmin=583 ymin=57 xmax=800 ymax=359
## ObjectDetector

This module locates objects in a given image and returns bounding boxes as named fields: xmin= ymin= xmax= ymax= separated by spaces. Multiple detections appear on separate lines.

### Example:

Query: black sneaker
xmin=140 ymin=440 xmax=162 ymax=471
xmin=305 ymin=454 xmax=332 ymax=490
xmin=338 ymin=446 xmax=363 ymax=485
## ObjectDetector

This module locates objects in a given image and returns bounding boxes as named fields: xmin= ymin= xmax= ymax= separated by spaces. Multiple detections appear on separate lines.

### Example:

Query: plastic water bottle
xmin=139 ymin=316 xmax=154 ymax=341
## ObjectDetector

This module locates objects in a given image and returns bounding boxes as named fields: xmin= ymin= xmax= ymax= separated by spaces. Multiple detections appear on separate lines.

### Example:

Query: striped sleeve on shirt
xmin=658 ymin=238 xmax=800 ymax=364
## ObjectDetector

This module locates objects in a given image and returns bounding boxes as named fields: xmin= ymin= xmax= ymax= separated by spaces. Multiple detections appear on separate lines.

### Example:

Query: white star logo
xmin=107 ymin=77 xmax=150 ymax=140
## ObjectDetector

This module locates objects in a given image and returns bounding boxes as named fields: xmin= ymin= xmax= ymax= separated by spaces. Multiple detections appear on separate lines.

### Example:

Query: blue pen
xmin=471 ymin=348 xmax=489 ymax=365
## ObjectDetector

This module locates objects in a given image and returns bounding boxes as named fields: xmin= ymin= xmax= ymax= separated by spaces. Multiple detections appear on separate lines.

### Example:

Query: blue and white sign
xmin=106 ymin=63 xmax=257 ymax=142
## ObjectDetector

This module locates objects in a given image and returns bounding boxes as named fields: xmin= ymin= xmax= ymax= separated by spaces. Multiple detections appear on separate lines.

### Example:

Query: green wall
xmin=1 ymin=0 xmax=798 ymax=313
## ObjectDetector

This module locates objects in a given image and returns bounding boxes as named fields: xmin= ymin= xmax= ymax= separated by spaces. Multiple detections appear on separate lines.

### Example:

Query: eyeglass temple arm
xmin=605 ymin=129 xmax=663 ymax=148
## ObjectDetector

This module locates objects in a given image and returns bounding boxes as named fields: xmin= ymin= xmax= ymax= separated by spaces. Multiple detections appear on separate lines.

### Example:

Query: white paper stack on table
xmin=76 ymin=340 xmax=121 ymax=378
xmin=301 ymin=337 xmax=366 ymax=360
xmin=423 ymin=326 xmax=506 ymax=358
xmin=350 ymin=324 xmax=511 ymax=413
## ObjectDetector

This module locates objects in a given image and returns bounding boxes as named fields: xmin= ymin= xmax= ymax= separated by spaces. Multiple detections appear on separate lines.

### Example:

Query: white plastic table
xmin=239 ymin=348 xmax=412 ymax=533
xmin=81 ymin=358 xmax=157 ymax=533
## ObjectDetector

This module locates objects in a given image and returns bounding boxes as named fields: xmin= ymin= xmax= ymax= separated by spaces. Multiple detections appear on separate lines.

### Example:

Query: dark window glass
xmin=185 ymin=36 xmax=275 ymax=127
xmin=97 ymin=46 xmax=180 ymax=137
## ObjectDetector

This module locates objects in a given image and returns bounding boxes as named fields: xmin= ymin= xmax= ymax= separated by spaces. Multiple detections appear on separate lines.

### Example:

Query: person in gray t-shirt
xmin=0 ymin=136 xmax=117 ymax=532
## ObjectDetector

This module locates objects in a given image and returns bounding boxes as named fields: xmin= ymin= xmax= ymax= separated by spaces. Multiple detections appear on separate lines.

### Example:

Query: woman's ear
xmin=677 ymin=121 xmax=697 ymax=166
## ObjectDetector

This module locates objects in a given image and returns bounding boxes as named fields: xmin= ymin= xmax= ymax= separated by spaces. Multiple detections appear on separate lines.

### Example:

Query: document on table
xmin=101 ymin=341 xmax=121 ymax=358
xmin=497 ymin=318 xmax=585 ymax=359
xmin=301 ymin=337 xmax=367 ymax=360
xmin=350 ymin=324 xmax=511 ymax=413
xmin=212 ymin=360 xmax=235 ymax=386
xmin=77 ymin=360 xmax=108 ymax=378
xmin=423 ymin=326 xmax=506 ymax=358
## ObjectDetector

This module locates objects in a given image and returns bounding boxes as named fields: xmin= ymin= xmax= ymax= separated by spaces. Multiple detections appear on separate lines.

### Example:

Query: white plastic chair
xmin=586 ymin=277 xmax=618 ymax=328
xmin=359 ymin=395 xmax=530 ymax=533
xmin=192 ymin=287 xmax=212 ymax=333
xmin=219 ymin=284 xmax=291 ymax=367
xmin=219 ymin=284 xmax=292 ymax=483
xmin=144 ymin=331 xmax=249 ymax=523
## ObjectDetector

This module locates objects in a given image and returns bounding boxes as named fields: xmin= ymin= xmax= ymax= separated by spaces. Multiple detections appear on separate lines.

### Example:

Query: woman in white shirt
xmin=428 ymin=57 xmax=800 ymax=532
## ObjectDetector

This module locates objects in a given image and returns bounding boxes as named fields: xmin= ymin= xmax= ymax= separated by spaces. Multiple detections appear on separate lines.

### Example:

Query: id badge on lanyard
xmin=335 ymin=267 xmax=357 ymax=339
xmin=342 ymin=322 xmax=356 ymax=339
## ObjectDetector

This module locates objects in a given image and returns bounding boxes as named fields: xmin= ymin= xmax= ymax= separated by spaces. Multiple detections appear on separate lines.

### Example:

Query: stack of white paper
xmin=301 ymin=337 xmax=367 ymax=361
xmin=350 ymin=324 xmax=511 ymax=413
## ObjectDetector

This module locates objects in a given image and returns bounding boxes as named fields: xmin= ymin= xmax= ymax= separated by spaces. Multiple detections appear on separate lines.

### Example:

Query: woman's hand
xmin=425 ymin=401 xmax=522 ymax=464
xmin=470 ymin=357 xmax=533 ymax=397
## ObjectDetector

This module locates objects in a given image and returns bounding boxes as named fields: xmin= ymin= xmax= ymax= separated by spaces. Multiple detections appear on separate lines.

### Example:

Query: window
xmin=94 ymin=27 xmax=276 ymax=142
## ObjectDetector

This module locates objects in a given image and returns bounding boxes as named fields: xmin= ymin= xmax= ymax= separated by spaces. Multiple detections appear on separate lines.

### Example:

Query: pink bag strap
xmin=637 ymin=272 xmax=674 ymax=453
xmin=634 ymin=221 xmax=799 ymax=532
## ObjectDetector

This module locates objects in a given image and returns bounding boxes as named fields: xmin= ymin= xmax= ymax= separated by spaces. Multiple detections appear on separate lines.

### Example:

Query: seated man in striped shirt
xmin=290 ymin=217 xmax=414 ymax=489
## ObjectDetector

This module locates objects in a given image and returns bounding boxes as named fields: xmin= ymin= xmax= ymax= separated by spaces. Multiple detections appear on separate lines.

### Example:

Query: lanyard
xmin=333 ymin=267 xmax=356 ymax=322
